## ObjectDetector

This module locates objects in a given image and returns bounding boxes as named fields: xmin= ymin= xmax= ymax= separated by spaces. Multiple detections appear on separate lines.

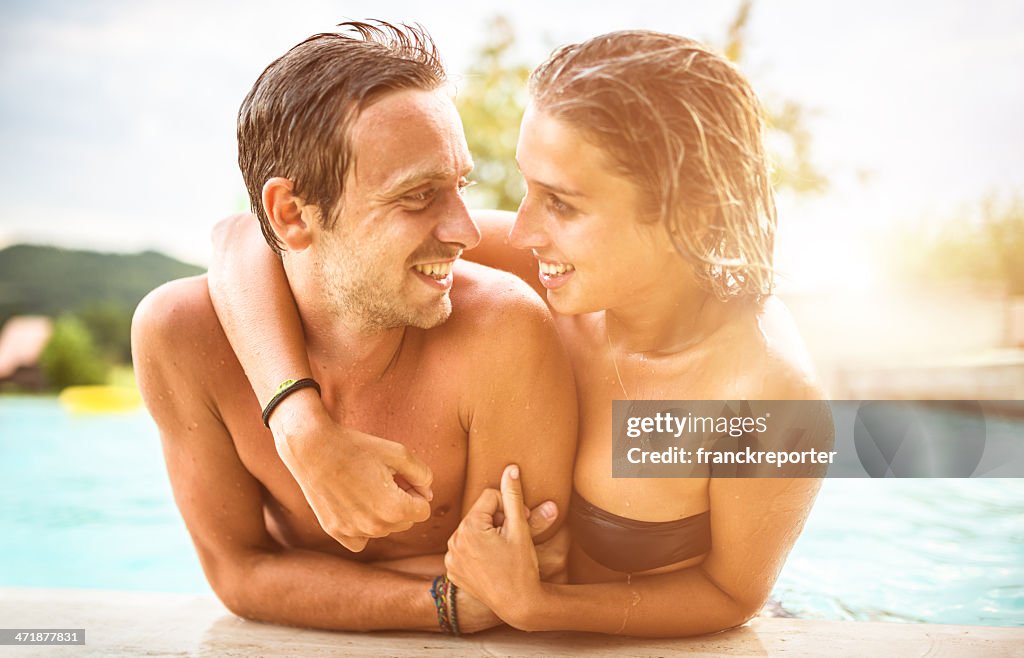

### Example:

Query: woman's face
xmin=511 ymin=105 xmax=682 ymax=316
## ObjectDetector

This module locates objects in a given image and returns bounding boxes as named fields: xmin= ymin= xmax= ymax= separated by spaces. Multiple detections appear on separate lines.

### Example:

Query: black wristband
xmin=261 ymin=378 xmax=322 ymax=428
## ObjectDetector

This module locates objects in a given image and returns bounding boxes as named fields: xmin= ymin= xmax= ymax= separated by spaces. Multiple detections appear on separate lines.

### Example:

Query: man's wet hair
xmin=238 ymin=21 xmax=446 ymax=253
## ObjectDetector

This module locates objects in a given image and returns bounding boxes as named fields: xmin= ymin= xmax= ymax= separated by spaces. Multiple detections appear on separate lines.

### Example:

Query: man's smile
xmin=412 ymin=260 xmax=453 ymax=279
xmin=411 ymin=259 xmax=455 ymax=290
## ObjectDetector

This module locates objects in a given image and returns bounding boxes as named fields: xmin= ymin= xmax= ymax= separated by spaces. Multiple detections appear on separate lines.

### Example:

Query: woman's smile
xmin=537 ymin=257 xmax=576 ymax=289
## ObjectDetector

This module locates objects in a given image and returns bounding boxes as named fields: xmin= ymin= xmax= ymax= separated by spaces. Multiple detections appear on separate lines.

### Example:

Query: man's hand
xmin=453 ymin=586 xmax=503 ymax=634
xmin=535 ymin=524 xmax=570 ymax=584
xmin=272 ymin=396 xmax=435 ymax=551
xmin=522 ymin=497 xmax=566 ymax=582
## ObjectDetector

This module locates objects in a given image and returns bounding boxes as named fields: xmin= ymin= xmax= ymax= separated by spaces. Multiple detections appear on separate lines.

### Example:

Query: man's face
xmin=312 ymin=88 xmax=479 ymax=331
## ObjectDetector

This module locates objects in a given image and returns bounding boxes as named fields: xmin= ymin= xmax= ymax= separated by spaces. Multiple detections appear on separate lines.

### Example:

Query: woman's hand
xmin=445 ymin=464 xmax=548 ymax=628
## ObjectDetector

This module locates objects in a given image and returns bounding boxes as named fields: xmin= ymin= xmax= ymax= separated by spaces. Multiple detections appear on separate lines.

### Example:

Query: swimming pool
xmin=1 ymin=398 xmax=1021 ymax=627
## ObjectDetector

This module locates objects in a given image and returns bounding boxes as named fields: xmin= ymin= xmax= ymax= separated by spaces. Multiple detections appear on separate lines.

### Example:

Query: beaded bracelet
xmin=430 ymin=576 xmax=451 ymax=634
xmin=261 ymin=378 xmax=321 ymax=428
xmin=429 ymin=575 xmax=461 ymax=635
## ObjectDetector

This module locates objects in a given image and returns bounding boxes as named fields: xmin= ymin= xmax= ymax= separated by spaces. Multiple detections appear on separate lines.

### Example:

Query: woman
xmin=210 ymin=30 xmax=824 ymax=637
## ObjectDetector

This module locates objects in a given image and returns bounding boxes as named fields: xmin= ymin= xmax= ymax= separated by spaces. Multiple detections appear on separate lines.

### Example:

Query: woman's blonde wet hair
xmin=529 ymin=30 xmax=776 ymax=299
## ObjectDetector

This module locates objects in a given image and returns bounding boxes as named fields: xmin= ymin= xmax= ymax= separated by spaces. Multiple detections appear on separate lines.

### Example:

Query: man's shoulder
xmin=448 ymin=260 xmax=551 ymax=327
xmin=131 ymin=275 xmax=232 ymax=365
xmin=441 ymin=260 xmax=558 ymax=353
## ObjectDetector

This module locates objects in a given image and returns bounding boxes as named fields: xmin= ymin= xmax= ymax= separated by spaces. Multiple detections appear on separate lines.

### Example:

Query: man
xmin=132 ymin=22 xmax=576 ymax=632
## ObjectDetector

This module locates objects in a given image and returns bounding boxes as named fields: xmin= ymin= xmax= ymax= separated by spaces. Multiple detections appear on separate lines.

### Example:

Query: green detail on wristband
xmin=274 ymin=379 xmax=298 ymax=395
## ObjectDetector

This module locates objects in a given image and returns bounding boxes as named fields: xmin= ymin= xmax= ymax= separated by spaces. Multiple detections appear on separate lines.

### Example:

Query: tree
xmin=77 ymin=301 xmax=134 ymax=364
xmin=878 ymin=194 xmax=1024 ymax=294
xmin=720 ymin=0 xmax=827 ymax=194
xmin=455 ymin=16 xmax=531 ymax=211
xmin=39 ymin=315 xmax=109 ymax=390
xmin=455 ymin=6 xmax=827 ymax=212
xmin=982 ymin=196 xmax=1024 ymax=296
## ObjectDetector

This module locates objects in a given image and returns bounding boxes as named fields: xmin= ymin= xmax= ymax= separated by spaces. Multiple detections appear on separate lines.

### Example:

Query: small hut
xmin=0 ymin=316 xmax=53 ymax=390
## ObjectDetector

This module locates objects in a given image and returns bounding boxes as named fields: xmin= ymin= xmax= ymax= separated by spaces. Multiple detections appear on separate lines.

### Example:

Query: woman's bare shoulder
xmin=724 ymin=296 xmax=825 ymax=400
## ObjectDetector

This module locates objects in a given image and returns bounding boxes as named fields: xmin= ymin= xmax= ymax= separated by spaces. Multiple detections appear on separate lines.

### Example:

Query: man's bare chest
xmin=217 ymin=377 xmax=470 ymax=561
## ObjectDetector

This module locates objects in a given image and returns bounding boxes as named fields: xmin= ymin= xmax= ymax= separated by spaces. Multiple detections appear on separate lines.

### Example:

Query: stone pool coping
xmin=1 ymin=588 xmax=1020 ymax=657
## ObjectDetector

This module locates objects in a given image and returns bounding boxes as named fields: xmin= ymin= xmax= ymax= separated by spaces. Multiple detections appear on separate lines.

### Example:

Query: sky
xmin=0 ymin=0 xmax=1021 ymax=291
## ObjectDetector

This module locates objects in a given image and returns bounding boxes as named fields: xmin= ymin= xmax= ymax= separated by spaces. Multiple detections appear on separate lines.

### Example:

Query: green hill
xmin=0 ymin=244 xmax=205 ymax=324
xmin=0 ymin=244 xmax=206 ymax=364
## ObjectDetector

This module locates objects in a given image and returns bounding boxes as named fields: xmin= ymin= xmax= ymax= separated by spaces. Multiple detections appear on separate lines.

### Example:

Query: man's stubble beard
xmin=313 ymin=236 xmax=452 ymax=333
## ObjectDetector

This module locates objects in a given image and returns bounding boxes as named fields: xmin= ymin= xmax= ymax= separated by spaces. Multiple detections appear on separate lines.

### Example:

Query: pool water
xmin=1 ymin=398 xmax=1022 ymax=627
xmin=0 ymin=398 xmax=207 ymax=594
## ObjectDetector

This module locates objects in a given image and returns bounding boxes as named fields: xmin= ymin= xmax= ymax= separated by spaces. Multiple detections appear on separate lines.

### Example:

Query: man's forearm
xmin=219 ymin=547 xmax=441 ymax=632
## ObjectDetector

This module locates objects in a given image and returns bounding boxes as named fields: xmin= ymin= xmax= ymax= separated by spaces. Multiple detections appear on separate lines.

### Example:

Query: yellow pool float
xmin=59 ymin=385 xmax=143 ymax=413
